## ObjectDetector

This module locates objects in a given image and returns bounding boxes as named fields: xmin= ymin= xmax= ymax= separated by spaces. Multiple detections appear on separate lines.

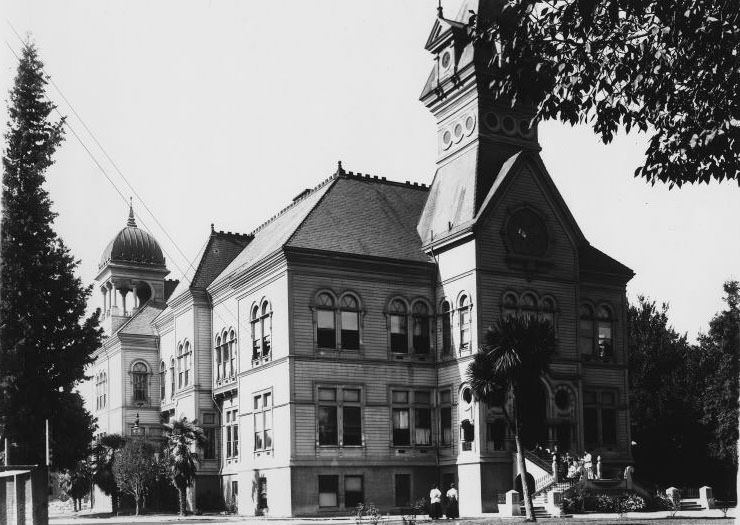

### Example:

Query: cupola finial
xmin=335 ymin=160 xmax=346 ymax=176
xmin=437 ymin=0 xmax=444 ymax=18
xmin=127 ymin=197 xmax=137 ymax=227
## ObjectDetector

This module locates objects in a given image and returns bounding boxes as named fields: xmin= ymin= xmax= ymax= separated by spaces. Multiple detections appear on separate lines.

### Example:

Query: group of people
xmin=563 ymin=450 xmax=597 ymax=480
xmin=428 ymin=483 xmax=459 ymax=520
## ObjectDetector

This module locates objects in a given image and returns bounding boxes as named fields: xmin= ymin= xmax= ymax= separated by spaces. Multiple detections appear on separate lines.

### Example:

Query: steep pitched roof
xmin=579 ymin=244 xmax=634 ymax=278
xmin=287 ymin=175 xmax=432 ymax=263
xmin=116 ymin=301 xmax=167 ymax=336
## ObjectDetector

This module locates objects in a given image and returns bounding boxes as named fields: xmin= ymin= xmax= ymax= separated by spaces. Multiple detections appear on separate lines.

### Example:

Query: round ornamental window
xmin=441 ymin=51 xmax=451 ymax=69
xmin=462 ymin=388 xmax=473 ymax=404
xmin=442 ymin=130 xmax=452 ymax=149
xmin=505 ymin=208 xmax=548 ymax=256
xmin=484 ymin=112 xmax=500 ymax=132
xmin=519 ymin=119 xmax=535 ymax=139
xmin=555 ymin=389 xmax=570 ymax=411
xmin=465 ymin=115 xmax=476 ymax=135
xmin=502 ymin=116 xmax=517 ymax=136
xmin=453 ymin=123 xmax=464 ymax=141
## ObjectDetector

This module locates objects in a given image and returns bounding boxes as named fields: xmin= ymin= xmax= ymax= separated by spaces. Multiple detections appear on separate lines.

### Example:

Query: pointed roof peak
xmin=127 ymin=197 xmax=137 ymax=227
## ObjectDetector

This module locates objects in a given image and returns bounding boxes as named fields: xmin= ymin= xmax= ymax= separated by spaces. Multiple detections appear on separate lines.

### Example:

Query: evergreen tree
xmin=0 ymin=41 xmax=102 ymax=470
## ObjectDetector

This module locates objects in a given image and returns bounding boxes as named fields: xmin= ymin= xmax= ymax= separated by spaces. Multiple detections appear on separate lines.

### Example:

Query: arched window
xmin=541 ymin=297 xmax=556 ymax=326
xmin=597 ymin=306 xmax=613 ymax=359
xmin=132 ymin=362 xmax=148 ymax=402
xmin=459 ymin=295 xmax=471 ymax=352
xmin=183 ymin=341 xmax=191 ymax=387
xmin=215 ymin=334 xmax=222 ymax=381
xmin=96 ymin=372 xmax=107 ymax=410
xmin=252 ymin=301 xmax=272 ymax=364
xmin=177 ymin=343 xmax=184 ymax=389
xmin=228 ymin=329 xmax=238 ymax=376
xmin=316 ymin=293 xmax=336 ymax=349
xmin=339 ymin=294 xmax=360 ymax=350
xmin=412 ymin=301 xmax=431 ymax=355
xmin=579 ymin=305 xmax=594 ymax=356
xmin=502 ymin=293 xmax=518 ymax=318
xmin=159 ymin=361 xmax=166 ymax=400
xmin=169 ymin=358 xmax=175 ymax=398
xmin=389 ymin=299 xmax=408 ymax=354
xmin=520 ymin=293 xmax=537 ymax=318
xmin=440 ymin=300 xmax=452 ymax=355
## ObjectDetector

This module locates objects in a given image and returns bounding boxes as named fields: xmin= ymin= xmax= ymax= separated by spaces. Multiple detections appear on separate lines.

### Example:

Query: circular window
xmin=465 ymin=115 xmax=476 ymax=135
xmin=502 ymin=116 xmax=517 ymax=136
xmin=462 ymin=388 xmax=473 ymax=404
xmin=441 ymin=51 xmax=451 ymax=69
xmin=519 ymin=119 xmax=535 ymax=139
xmin=442 ymin=130 xmax=452 ymax=148
xmin=505 ymin=208 xmax=548 ymax=256
xmin=555 ymin=390 xmax=570 ymax=411
xmin=453 ymin=123 xmax=463 ymax=139
xmin=484 ymin=112 xmax=500 ymax=132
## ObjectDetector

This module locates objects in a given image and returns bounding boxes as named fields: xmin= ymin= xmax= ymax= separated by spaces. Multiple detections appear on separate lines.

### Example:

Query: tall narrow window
xmin=459 ymin=295 xmax=471 ymax=352
xmin=254 ymin=392 xmax=273 ymax=451
xmin=177 ymin=344 xmax=184 ymax=389
xmin=414 ymin=391 xmax=432 ymax=445
xmin=132 ymin=362 xmax=148 ymax=402
xmin=228 ymin=330 xmax=237 ymax=376
xmin=342 ymin=388 xmax=362 ymax=446
xmin=183 ymin=341 xmax=191 ymax=387
xmin=344 ymin=476 xmax=364 ymax=508
xmin=392 ymin=391 xmax=411 ymax=446
xmin=169 ymin=358 xmax=175 ymax=398
xmin=215 ymin=335 xmax=222 ymax=381
xmin=489 ymin=419 xmax=506 ymax=451
xmin=389 ymin=299 xmax=408 ymax=353
xmin=597 ymin=306 xmax=613 ymax=359
xmin=318 ymin=388 xmax=338 ymax=445
xmin=395 ymin=474 xmax=411 ymax=507
xmin=440 ymin=301 xmax=452 ymax=355
xmin=316 ymin=293 xmax=336 ymax=349
xmin=340 ymin=295 xmax=360 ymax=350
xmin=260 ymin=302 xmax=271 ymax=358
xmin=159 ymin=362 xmax=166 ymax=400
xmin=520 ymin=293 xmax=537 ymax=318
xmin=202 ymin=412 xmax=217 ymax=460
xmin=439 ymin=389 xmax=452 ymax=445
xmin=225 ymin=408 xmax=239 ymax=458
xmin=579 ymin=305 xmax=594 ymax=356
xmin=412 ymin=302 xmax=430 ymax=355
xmin=541 ymin=297 xmax=556 ymax=327
xmin=251 ymin=305 xmax=262 ymax=361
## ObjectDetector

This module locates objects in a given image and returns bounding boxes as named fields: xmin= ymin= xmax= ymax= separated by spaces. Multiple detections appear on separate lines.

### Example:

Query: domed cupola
xmin=99 ymin=206 xmax=166 ymax=269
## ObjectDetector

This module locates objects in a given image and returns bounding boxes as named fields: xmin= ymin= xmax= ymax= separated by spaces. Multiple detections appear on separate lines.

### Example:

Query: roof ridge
xmin=210 ymin=224 xmax=253 ymax=239
xmin=338 ymin=170 xmax=429 ymax=191
xmin=248 ymin=172 xmax=340 ymax=236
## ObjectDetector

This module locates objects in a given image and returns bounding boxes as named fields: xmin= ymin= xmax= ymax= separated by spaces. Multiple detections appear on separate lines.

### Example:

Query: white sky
xmin=2 ymin=0 xmax=738 ymax=341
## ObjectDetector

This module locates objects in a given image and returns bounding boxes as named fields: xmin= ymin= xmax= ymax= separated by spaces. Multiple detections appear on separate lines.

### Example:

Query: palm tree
xmin=163 ymin=417 xmax=207 ymax=515
xmin=466 ymin=315 xmax=556 ymax=522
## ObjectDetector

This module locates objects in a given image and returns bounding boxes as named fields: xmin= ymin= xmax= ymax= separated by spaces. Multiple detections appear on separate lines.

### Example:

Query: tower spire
xmin=127 ymin=197 xmax=137 ymax=227
xmin=437 ymin=0 xmax=444 ymax=18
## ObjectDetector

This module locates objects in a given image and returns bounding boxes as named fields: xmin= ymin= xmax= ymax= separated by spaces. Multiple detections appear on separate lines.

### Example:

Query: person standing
xmin=445 ymin=483 xmax=459 ymax=519
xmin=429 ymin=484 xmax=442 ymax=519
xmin=583 ymin=451 xmax=593 ymax=479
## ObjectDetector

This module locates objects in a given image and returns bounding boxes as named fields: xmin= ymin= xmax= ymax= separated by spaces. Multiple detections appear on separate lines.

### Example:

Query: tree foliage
xmin=466 ymin=315 xmax=556 ymax=521
xmin=470 ymin=0 xmax=738 ymax=186
xmin=112 ymin=438 xmax=159 ymax=515
xmin=164 ymin=417 xmax=207 ymax=515
xmin=91 ymin=434 xmax=126 ymax=513
xmin=0 ymin=41 xmax=102 ymax=469
xmin=59 ymin=459 xmax=92 ymax=511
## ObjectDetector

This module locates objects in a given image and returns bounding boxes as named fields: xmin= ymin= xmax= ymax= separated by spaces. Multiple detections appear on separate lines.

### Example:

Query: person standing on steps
xmin=429 ymin=483 xmax=442 ymax=519
xmin=445 ymin=483 xmax=459 ymax=519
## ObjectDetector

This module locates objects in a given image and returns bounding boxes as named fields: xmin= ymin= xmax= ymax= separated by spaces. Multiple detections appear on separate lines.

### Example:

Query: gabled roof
xmin=116 ymin=301 xmax=167 ymax=336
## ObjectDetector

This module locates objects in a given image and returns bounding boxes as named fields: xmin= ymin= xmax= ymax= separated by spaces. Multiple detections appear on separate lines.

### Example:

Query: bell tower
xmin=418 ymin=0 xmax=540 ymax=251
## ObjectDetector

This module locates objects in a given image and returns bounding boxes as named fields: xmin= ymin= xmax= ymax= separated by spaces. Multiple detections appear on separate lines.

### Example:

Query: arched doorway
xmin=515 ymin=472 xmax=536 ymax=497
xmin=519 ymin=380 xmax=548 ymax=450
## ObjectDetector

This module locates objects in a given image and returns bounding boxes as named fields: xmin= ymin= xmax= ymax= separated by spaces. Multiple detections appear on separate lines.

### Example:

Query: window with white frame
xmin=339 ymin=294 xmax=360 ymax=350
xmin=201 ymin=412 xmax=217 ymax=460
xmin=580 ymin=303 xmax=614 ymax=360
xmin=251 ymin=301 xmax=272 ymax=363
xmin=216 ymin=329 xmax=237 ymax=381
xmin=132 ymin=362 xmax=148 ymax=402
xmin=169 ymin=358 xmax=175 ymax=398
xmin=225 ymin=408 xmax=239 ymax=459
xmin=597 ymin=306 xmax=614 ymax=359
xmin=316 ymin=292 xmax=336 ymax=349
xmin=177 ymin=342 xmax=191 ymax=389
xmin=317 ymin=386 xmax=362 ymax=446
xmin=159 ymin=362 xmax=166 ymax=400
xmin=96 ymin=372 xmax=107 ymax=410
xmin=389 ymin=299 xmax=408 ymax=353
xmin=391 ymin=389 xmax=432 ymax=446
xmin=253 ymin=391 xmax=273 ymax=451
xmin=440 ymin=300 xmax=452 ymax=355
xmin=458 ymin=294 xmax=472 ymax=353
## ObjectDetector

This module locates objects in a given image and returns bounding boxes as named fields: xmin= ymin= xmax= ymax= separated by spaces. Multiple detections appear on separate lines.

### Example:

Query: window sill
xmin=253 ymin=449 xmax=273 ymax=457
xmin=252 ymin=355 xmax=272 ymax=367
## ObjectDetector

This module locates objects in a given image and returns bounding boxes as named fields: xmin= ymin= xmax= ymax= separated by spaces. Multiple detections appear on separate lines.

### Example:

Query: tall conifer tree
xmin=1 ymin=41 xmax=101 ymax=469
